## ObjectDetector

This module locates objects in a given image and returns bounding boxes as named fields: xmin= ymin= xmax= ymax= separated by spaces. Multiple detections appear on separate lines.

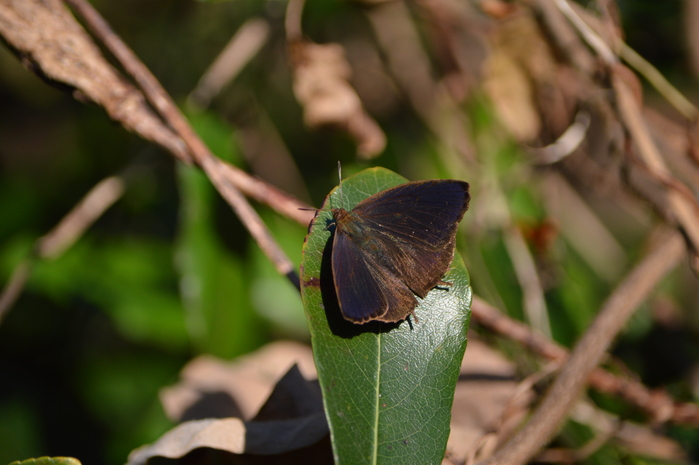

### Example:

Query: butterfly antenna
xmin=337 ymin=161 xmax=344 ymax=208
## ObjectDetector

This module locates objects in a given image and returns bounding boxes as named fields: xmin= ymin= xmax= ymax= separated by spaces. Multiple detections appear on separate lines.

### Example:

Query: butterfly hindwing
xmin=332 ymin=228 xmax=418 ymax=323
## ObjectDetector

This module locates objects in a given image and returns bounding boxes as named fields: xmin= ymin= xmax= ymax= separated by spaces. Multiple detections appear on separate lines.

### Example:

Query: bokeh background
xmin=1 ymin=0 xmax=699 ymax=463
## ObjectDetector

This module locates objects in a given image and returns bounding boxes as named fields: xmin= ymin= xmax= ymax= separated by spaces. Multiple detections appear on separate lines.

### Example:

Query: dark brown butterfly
xmin=330 ymin=180 xmax=470 ymax=324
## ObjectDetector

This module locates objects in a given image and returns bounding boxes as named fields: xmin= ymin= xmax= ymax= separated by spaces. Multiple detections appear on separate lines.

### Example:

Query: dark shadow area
xmin=179 ymin=391 xmax=243 ymax=422
xmin=457 ymin=372 xmax=519 ymax=383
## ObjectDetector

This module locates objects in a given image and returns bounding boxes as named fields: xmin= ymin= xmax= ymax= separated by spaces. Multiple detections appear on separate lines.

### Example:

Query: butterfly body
xmin=330 ymin=180 xmax=470 ymax=324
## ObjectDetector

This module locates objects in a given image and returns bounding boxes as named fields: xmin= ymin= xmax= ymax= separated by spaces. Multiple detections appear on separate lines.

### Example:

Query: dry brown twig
xmin=477 ymin=229 xmax=686 ymax=465
xmin=473 ymin=0 xmax=699 ymax=461
xmin=62 ymin=0 xmax=308 ymax=286
xmin=188 ymin=17 xmax=271 ymax=110
xmin=0 ymin=176 xmax=125 ymax=323
xmin=0 ymin=0 xmax=315 ymax=249
xmin=471 ymin=295 xmax=699 ymax=426
xmin=0 ymin=0 xmax=316 ymax=321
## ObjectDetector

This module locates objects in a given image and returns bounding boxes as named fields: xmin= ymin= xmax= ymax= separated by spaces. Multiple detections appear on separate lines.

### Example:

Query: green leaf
xmin=175 ymin=164 xmax=264 ymax=358
xmin=300 ymin=167 xmax=471 ymax=464
xmin=29 ymin=237 xmax=190 ymax=351
xmin=9 ymin=458 xmax=81 ymax=465
xmin=250 ymin=210 xmax=309 ymax=338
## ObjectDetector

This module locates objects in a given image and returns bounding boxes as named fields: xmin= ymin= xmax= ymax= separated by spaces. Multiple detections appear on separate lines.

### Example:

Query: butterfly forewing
xmin=348 ymin=181 xmax=469 ymax=297
xmin=351 ymin=181 xmax=469 ymax=248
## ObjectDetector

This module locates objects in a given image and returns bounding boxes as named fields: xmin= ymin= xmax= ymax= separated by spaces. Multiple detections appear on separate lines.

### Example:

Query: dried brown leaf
xmin=290 ymin=40 xmax=386 ymax=158
xmin=445 ymin=339 xmax=524 ymax=463
xmin=161 ymin=341 xmax=316 ymax=422
xmin=128 ymin=361 xmax=329 ymax=465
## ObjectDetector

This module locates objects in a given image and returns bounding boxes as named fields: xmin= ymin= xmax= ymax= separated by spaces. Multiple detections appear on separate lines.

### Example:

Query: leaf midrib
xmin=372 ymin=334 xmax=382 ymax=465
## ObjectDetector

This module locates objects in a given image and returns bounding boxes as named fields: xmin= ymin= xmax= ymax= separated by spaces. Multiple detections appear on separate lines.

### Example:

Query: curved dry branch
xmin=0 ymin=0 xmax=316 ymax=287
xmin=471 ymin=295 xmax=699 ymax=426
xmin=63 ymin=0 xmax=300 ymax=282
xmin=477 ymin=230 xmax=685 ymax=465
xmin=0 ymin=0 xmax=190 ymax=162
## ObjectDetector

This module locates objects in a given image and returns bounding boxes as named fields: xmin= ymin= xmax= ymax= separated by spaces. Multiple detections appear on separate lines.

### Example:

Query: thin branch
xmin=471 ymin=293 xmax=699 ymax=426
xmin=285 ymin=0 xmax=306 ymax=41
xmin=502 ymin=226 xmax=551 ymax=337
xmin=613 ymin=71 xmax=699 ymax=256
xmin=188 ymin=17 xmax=271 ymax=109
xmin=64 ymin=0 xmax=300 ymax=283
xmin=217 ymin=156 xmax=315 ymax=226
xmin=553 ymin=0 xmax=616 ymax=65
xmin=619 ymin=42 xmax=698 ymax=121
xmin=0 ymin=176 xmax=125 ymax=323
xmin=477 ymin=230 xmax=686 ymax=465
xmin=202 ymin=156 xmax=301 ymax=289
xmin=37 ymin=176 xmax=125 ymax=259
xmin=471 ymin=296 xmax=564 ymax=361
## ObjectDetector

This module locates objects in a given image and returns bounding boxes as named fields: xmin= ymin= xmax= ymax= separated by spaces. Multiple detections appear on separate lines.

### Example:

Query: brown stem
xmin=477 ymin=230 xmax=685 ymax=465
xmin=472 ymin=295 xmax=699 ymax=426
xmin=64 ymin=0 xmax=301 ymax=284
xmin=285 ymin=0 xmax=306 ymax=41
xmin=188 ymin=17 xmax=271 ymax=109
xmin=37 ymin=176 xmax=125 ymax=259
xmin=0 ymin=175 xmax=125 ymax=323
